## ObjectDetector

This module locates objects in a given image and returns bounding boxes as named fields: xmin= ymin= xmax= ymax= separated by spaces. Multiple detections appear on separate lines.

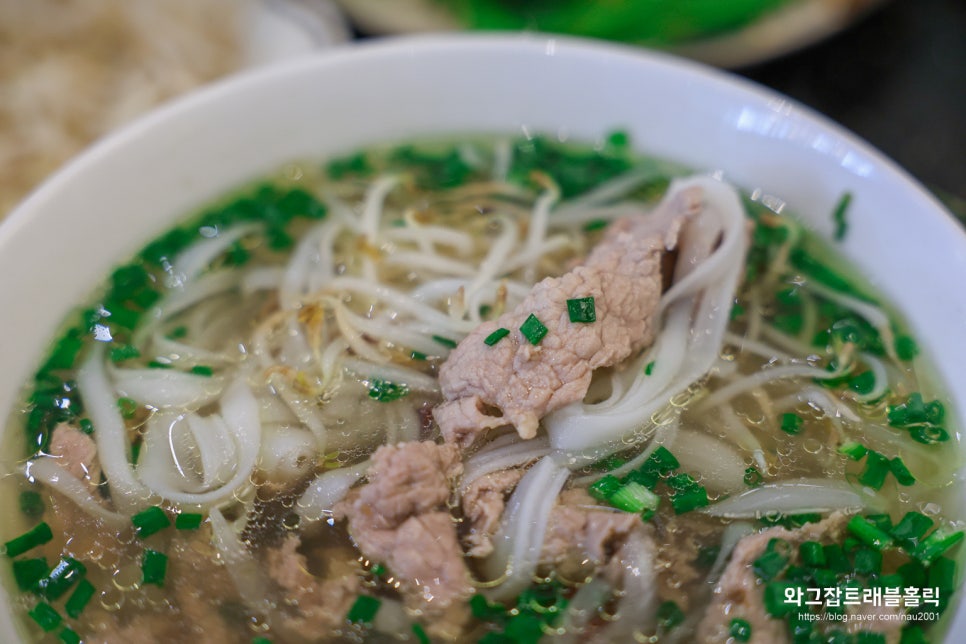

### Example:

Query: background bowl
xmin=1 ymin=34 xmax=964 ymax=640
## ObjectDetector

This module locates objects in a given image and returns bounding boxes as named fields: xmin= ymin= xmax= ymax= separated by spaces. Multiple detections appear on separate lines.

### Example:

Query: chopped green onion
xmin=587 ymin=475 xmax=622 ymax=503
xmin=670 ymin=486 xmax=708 ymax=514
xmin=838 ymin=441 xmax=868 ymax=460
xmin=644 ymin=446 xmax=680 ymax=475
xmin=798 ymin=541 xmax=826 ymax=568
xmin=729 ymin=618 xmax=752 ymax=642
xmin=251 ymin=638 xmax=272 ymax=644
xmin=928 ymin=556 xmax=957 ymax=591
xmin=519 ymin=314 xmax=548 ymax=345
xmin=79 ymin=418 xmax=94 ymax=435
xmin=469 ymin=594 xmax=507 ymax=621
xmin=743 ymin=467 xmax=763 ymax=487
xmin=37 ymin=557 xmax=86 ymax=600
xmin=370 ymin=563 xmax=386 ymax=577
xmin=855 ymin=634 xmax=886 ymax=644
xmin=566 ymin=297 xmax=596 ymax=324
xmin=109 ymin=344 xmax=141 ymax=363
xmin=346 ymin=595 xmax=381 ymax=625
xmin=891 ymin=512 xmax=934 ymax=544
xmin=582 ymin=218 xmax=609 ymax=232
xmin=823 ymin=544 xmax=851 ymax=574
xmin=367 ymin=379 xmax=409 ymax=403
xmin=889 ymin=457 xmax=916 ymax=486
xmin=913 ymin=527 xmax=964 ymax=564
xmin=895 ymin=335 xmax=919 ymax=361
xmin=847 ymin=516 xmax=894 ymax=550
xmin=412 ymin=623 xmax=430 ymax=644
xmin=64 ymin=579 xmax=95 ymax=618
xmin=410 ymin=350 xmax=427 ymax=361
xmin=432 ymin=335 xmax=458 ymax=349
xmin=607 ymin=481 xmax=659 ymax=514
xmin=763 ymin=581 xmax=799 ymax=617
xmin=484 ymin=328 xmax=511 ymax=346
xmin=190 ymin=365 xmax=213 ymax=377
xmin=780 ymin=413 xmax=803 ymax=435
xmin=849 ymin=370 xmax=876 ymax=395
xmin=59 ymin=627 xmax=81 ymax=644
xmin=853 ymin=547 xmax=882 ymax=575
xmin=132 ymin=506 xmax=171 ymax=538
xmin=19 ymin=491 xmax=45 ymax=518
xmin=167 ymin=326 xmax=188 ymax=339
xmin=644 ymin=361 xmax=656 ymax=375
xmin=175 ymin=513 xmax=204 ymax=530
xmin=909 ymin=424 xmax=950 ymax=445
xmin=117 ymin=397 xmax=138 ymax=419
xmin=900 ymin=626 xmax=929 ymax=644
xmin=5 ymin=521 xmax=53 ymax=557
xmin=28 ymin=601 xmax=61 ymax=632
xmin=142 ymin=549 xmax=168 ymax=586
xmin=656 ymin=600 xmax=684 ymax=630
xmin=12 ymin=557 xmax=49 ymax=591
xmin=832 ymin=192 xmax=852 ymax=241
xmin=753 ymin=550 xmax=789 ymax=581
xmin=858 ymin=450 xmax=890 ymax=490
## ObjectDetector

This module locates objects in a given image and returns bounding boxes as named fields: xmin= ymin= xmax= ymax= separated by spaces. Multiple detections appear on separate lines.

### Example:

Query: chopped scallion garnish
xmin=484 ymin=328 xmax=510 ymax=346
xmin=858 ymin=450 xmax=890 ymax=490
xmin=37 ymin=557 xmax=86 ymax=600
xmin=19 ymin=491 xmax=45 ymax=518
xmin=64 ymin=579 xmax=95 ymax=618
xmin=346 ymin=595 xmax=381 ymax=625
xmin=175 ymin=513 xmax=204 ymax=530
xmin=432 ymin=335 xmax=458 ymax=349
xmin=142 ymin=549 xmax=168 ymax=586
xmin=132 ymin=506 xmax=171 ymax=538
xmin=608 ymin=481 xmax=659 ymax=514
xmin=519 ymin=314 xmax=548 ymax=345
xmin=838 ymin=441 xmax=868 ymax=460
xmin=4 ymin=521 xmax=53 ymax=557
xmin=566 ymin=297 xmax=596 ymax=324
xmin=847 ymin=516 xmax=894 ymax=550
xmin=12 ymin=557 xmax=48 ymax=591
xmin=28 ymin=601 xmax=61 ymax=632
xmin=780 ymin=413 xmax=803 ymax=435
xmin=889 ymin=457 xmax=916 ymax=486
xmin=730 ymin=618 xmax=752 ymax=642
xmin=832 ymin=192 xmax=852 ymax=241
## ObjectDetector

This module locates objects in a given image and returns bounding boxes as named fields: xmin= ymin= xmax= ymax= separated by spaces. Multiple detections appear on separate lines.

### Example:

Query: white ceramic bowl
xmin=1 ymin=34 xmax=964 ymax=641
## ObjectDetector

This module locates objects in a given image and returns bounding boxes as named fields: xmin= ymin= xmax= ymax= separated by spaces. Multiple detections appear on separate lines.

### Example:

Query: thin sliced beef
xmin=434 ymin=186 xmax=701 ymax=447
xmin=264 ymin=534 xmax=361 ymax=638
xmin=698 ymin=512 xmax=903 ymax=644
xmin=49 ymin=422 xmax=101 ymax=485
xmin=541 ymin=488 xmax=642 ymax=567
xmin=346 ymin=440 xmax=462 ymax=530
xmin=336 ymin=441 xmax=472 ymax=628
xmin=461 ymin=467 xmax=525 ymax=557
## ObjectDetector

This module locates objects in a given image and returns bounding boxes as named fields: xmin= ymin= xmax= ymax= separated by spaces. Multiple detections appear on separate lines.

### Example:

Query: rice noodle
xmin=703 ymin=478 xmax=875 ymax=518
xmin=297 ymin=461 xmax=369 ymax=522
xmin=209 ymin=508 xmax=273 ymax=616
xmin=77 ymin=343 xmax=153 ymax=514
xmin=109 ymin=365 xmax=225 ymax=409
xmin=483 ymin=456 xmax=570 ymax=600
xmin=24 ymin=458 xmax=129 ymax=528
xmin=136 ymin=379 xmax=261 ymax=507
xmin=707 ymin=521 xmax=755 ymax=583
xmin=169 ymin=223 xmax=260 ymax=286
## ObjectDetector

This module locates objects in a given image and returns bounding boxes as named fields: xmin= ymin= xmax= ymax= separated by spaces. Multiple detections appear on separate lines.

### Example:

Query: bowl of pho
xmin=0 ymin=34 xmax=963 ymax=644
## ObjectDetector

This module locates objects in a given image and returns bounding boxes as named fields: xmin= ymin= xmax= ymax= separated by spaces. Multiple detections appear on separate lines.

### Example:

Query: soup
xmin=2 ymin=134 xmax=961 ymax=643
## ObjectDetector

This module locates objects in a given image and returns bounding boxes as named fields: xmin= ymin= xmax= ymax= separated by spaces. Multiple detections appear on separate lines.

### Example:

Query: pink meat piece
xmin=264 ymin=534 xmax=360 ymax=638
xmin=49 ymin=422 xmax=101 ymax=485
xmin=336 ymin=441 xmax=472 ymax=622
xmin=343 ymin=441 xmax=462 ymax=530
xmin=434 ymin=186 xmax=702 ymax=447
xmin=541 ymin=488 xmax=642 ymax=567
xmin=461 ymin=467 xmax=525 ymax=557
